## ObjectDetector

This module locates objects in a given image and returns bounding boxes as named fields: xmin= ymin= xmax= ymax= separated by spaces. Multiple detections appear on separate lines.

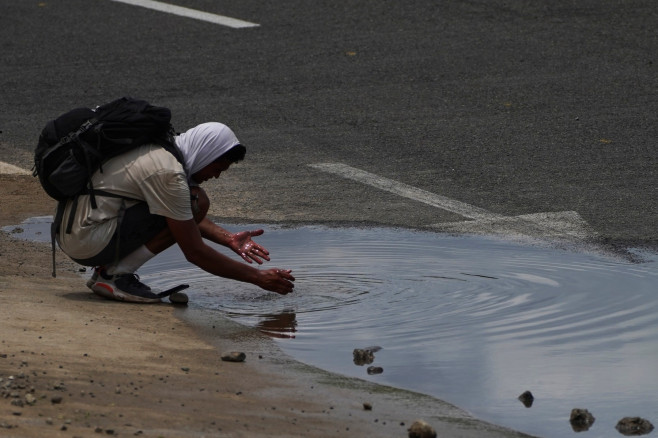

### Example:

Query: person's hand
xmin=258 ymin=269 xmax=295 ymax=295
xmin=229 ymin=229 xmax=271 ymax=264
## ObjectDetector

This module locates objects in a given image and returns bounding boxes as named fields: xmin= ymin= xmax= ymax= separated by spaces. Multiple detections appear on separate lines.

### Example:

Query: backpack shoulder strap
xmin=51 ymin=201 xmax=67 ymax=277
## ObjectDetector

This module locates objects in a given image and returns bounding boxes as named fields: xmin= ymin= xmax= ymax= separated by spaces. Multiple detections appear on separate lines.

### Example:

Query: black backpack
xmin=34 ymin=96 xmax=181 ymax=206
xmin=33 ymin=97 xmax=185 ymax=276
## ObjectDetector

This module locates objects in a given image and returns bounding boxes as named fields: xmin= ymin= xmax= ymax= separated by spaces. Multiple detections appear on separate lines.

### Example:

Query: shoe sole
xmin=91 ymin=282 xmax=115 ymax=300
xmin=92 ymin=282 xmax=161 ymax=304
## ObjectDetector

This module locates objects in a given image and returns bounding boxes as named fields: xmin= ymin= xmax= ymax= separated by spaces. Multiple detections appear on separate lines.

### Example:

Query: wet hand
xmin=230 ymin=229 xmax=271 ymax=264
xmin=259 ymin=269 xmax=295 ymax=295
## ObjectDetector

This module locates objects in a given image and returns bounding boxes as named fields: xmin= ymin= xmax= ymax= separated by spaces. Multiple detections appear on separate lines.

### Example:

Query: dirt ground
xmin=0 ymin=174 xmax=535 ymax=438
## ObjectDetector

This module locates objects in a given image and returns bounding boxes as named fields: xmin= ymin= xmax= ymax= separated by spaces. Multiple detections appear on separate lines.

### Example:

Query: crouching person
xmin=57 ymin=122 xmax=295 ymax=303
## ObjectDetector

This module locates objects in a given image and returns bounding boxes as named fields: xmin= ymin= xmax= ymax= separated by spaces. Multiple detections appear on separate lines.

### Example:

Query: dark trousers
xmin=72 ymin=202 xmax=166 ymax=266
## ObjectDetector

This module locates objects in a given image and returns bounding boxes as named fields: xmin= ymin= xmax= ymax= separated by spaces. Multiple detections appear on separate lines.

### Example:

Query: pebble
xmin=169 ymin=292 xmax=189 ymax=305
xmin=570 ymin=408 xmax=595 ymax=432
xmin=616 ymin=417 xmax=654 ymax=436
xmin=408 ymin=419 xmax=437 ymax=438
xmin=221 ymin=352 xmax=246 ymax=363
xmin=353 ymin=349 xmax=374 ymax=365
xmin=24 ymin=393 xmax=36 ymax=405
xmin=518 ymin=390 xmax=534 ymax=408
xmin=366 ymin=366 xmax=383 ymax=375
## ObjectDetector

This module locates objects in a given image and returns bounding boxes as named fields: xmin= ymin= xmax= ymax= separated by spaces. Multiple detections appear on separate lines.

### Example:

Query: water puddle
xmin=3 ymin=216 xmax=52 ymax=242
xmin=5 ymin=218 xmax=658 ymax=438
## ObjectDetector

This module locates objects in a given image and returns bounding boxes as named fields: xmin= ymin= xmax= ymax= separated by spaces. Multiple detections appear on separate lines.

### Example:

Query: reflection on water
xmin=6 ymin=219 xmax=658 ymax=438
xmin=252 ymin=310 xmax=298 ymax=339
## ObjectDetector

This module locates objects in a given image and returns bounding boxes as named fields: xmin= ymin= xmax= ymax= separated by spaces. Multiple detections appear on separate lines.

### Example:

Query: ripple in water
xmin=7 ymin=219 xmax=657 ymax=438
xmin=138 ymin=225 xmax=658 ymax=438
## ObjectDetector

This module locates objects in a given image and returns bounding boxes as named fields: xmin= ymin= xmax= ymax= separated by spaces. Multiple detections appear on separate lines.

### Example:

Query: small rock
xmin=51 ymin=395 xmax=63 ymax=404
xmin=408 ymin=419 xmax=437 ymax=438
xmin=221 ymin=352 xmax=246 ymax=363
xmin=570 ymin=408 xmax=595 ymax=432
xmin=352 ymin=347 xmax=380 ymax=365
xmin=181 ymin=367 xmax=190 ymax=372
xmin=353 ymin=349 xmax=375 ymax=365
xmin=366 ymin=366 xmax=383 ymax=375
xmin=518 ymin=390 xmax=534 ymax=408
xmin=615 ymin=417 xmax=654 ymax=436
xmin=363 ymin=402 xmax=372 ymax=411
xmin=169 ymin=292 xmax=189 ymax=305
xmin=24 ymin=393 xmax=36 ymax=406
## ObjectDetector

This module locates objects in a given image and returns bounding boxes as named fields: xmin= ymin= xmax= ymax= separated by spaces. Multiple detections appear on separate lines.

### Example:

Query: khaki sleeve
xmin=141 ymin=170 xmax=193 ymax=221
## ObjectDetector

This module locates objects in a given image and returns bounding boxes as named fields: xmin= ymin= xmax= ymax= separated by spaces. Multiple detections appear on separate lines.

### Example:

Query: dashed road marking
xmin=309 ymin=162 xmax=595 ymax=242
xmin=110 ymin=0 xmax=260 ymax=28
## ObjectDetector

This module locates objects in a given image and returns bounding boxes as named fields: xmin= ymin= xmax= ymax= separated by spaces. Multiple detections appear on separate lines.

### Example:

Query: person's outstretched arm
xmin=166 ymin=217 xmax=295 ymax=295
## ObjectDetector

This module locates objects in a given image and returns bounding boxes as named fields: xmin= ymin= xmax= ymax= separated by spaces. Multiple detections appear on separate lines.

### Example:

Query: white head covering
xmin=174 ymin=122 xmax=241 ymax=180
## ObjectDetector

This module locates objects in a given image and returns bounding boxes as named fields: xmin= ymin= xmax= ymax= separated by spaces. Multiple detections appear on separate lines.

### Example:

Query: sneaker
xmin=91 ymin=270 xmax=161 ymax=304
xmin=86 ymin=267 xmax=100 ymax=291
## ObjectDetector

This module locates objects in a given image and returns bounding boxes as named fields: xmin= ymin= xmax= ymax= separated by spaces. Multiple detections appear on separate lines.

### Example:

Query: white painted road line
xmin=0 ymin=162 xmax=31 ymax=175
xmin=309 ymin=162 xmax=595 ymax=241
xmin=309 ymin=163 xmax=504 ymax=221
xmin=110 ymin=0 xmax=260 ymax=28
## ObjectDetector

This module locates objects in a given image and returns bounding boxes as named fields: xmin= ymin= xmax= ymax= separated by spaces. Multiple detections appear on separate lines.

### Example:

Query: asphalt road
xmin=1 ymin=0 xmax=656 ymax=251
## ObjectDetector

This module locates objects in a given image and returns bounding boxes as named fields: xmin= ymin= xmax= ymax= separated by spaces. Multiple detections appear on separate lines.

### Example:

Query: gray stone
xmin=169 ymin=292 xmax=189 ymax=305
xmin=615 ymin=417 xmax=654 ymax=436
xmin=518 ymin=390 xmax=534 ymax=408
xmin=569 ymin=408 xmax=595 ymax=432
xmin=221 ymin=352 xmax=246 ymax=363
xmin=353 ymin=346 xmax=381 ymax=366
xmin=24 ymin=393 xmax=36 ymax=406
xmin=408 ymin=419 xmax=437 ymax=438
xmin=366 ymin=366 xmax=383 ymax=375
